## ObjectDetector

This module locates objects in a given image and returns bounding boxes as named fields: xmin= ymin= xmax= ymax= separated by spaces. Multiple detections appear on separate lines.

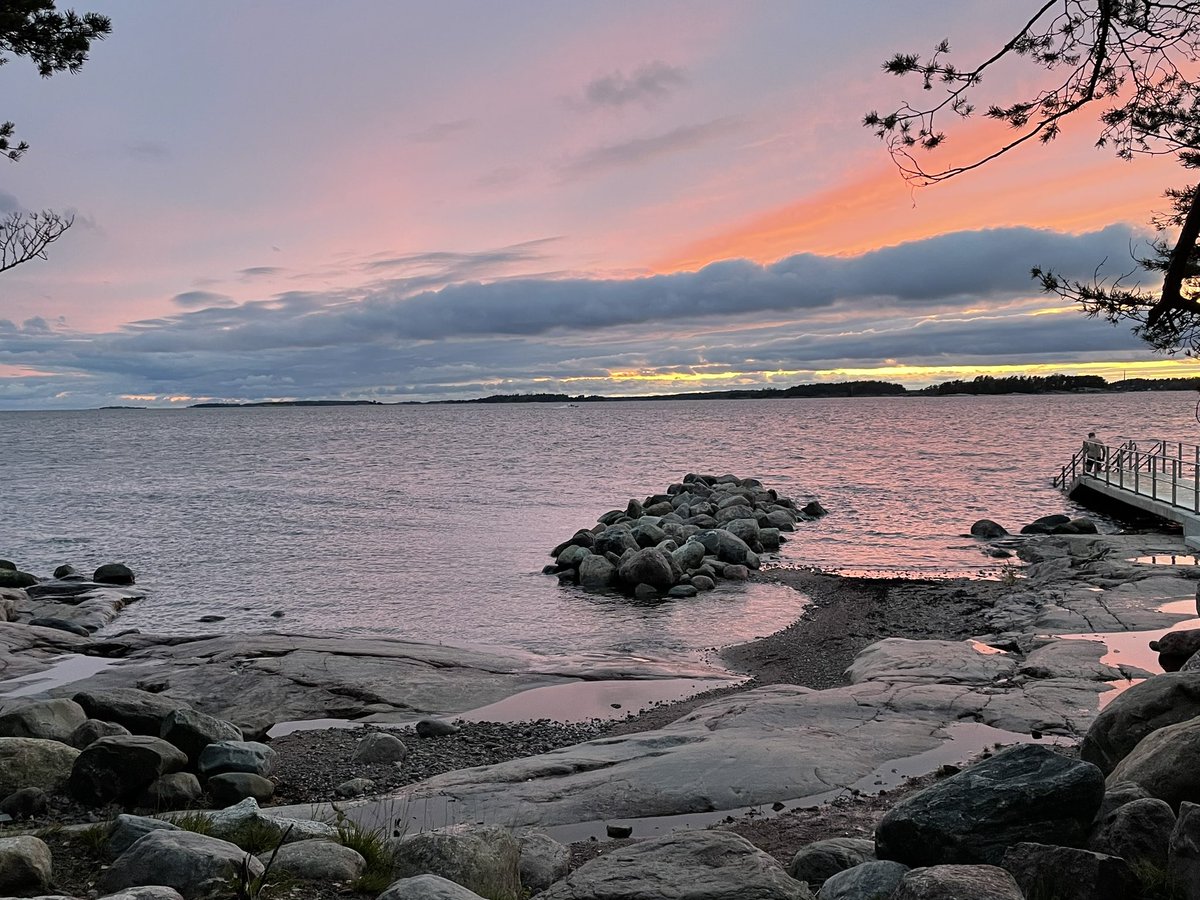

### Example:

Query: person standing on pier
xmin=1083 ymin=432 xmax=1104 ymax=475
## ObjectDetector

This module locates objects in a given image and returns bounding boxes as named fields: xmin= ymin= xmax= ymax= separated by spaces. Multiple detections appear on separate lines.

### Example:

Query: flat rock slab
xmin=28 ymin=633 xmax=732 ymax=737
xmin=282 ymin=636 xmax=1118 ymax=831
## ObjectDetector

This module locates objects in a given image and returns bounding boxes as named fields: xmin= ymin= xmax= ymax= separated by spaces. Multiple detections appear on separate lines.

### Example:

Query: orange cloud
xmin=654 ymin=121 xmax=1181 ymax=272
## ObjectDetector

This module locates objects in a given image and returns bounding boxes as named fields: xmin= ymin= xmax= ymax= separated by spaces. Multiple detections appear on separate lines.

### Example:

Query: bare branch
xmin=0 ymin=210 xmax=73 ymax=272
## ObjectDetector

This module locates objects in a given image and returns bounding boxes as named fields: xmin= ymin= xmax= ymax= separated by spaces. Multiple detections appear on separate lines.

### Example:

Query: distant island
xmin=182 ymin=374 xmax=1200 ymax=408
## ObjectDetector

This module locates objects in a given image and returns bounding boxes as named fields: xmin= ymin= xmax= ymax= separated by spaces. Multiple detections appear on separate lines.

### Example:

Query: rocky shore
xmin=5 ymin=486 xmax=1200 ymax=898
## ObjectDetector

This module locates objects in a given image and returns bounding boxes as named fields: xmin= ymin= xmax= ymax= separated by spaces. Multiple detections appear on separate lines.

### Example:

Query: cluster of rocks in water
xmin=546 ymin=473 xmax=826 ymax=598
xmin=0 ymin=559 xmax=141 ymax=636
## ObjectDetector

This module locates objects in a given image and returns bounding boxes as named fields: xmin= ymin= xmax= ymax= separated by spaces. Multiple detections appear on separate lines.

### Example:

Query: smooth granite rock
xmin=0 ymin=698 xmax=87 ymax=742
xmin=197 ymin=739 xmax=276 ymax=778
xmin=0 ymin=835 xmax=52 ymax=893
xmin=206 ymin=772 xmax=275 ymax=806
xmin=70 ymin=718 xmax=132 ymax=749
xmin=890 ymin=864 xmax=1023 ymax=899
xmin=73 ymin=689 xmax=184 ymax=736
xmin=107 ymin=814 xmax=182 ymax=859
xmin=352 ymin=732 xmax=407 ymax=764
xmin=378 ymin=874 xmax=487 ymax=900
xmin=257 ymin=839 xmax=366 ymax=882
xmin=69 ymin=735 xmax=187 ymax=805
xmin=0 ymin=736 xmax=79 ymax=796
xmin=788 ymin=837 xmax=876 ymax=889
xmin=1081 ymin=671 xmax=1200 ymax=774
xmin=538 ymin=831 xmax=813 ymax=900
xmin=393 ymin=824 xmax=522 ymax=899
xmin=158 ymin=708 xmax=242 ymax=765
xmin=1089 ymin=797 xmax=1175 ymax=869
xmin=98 ymin=830 xmax=262 ymax=900
xmin=816 ymin=860 xmax=908 ymax=900
xmin=1109 ymin=716 xmax=1200 ymax=808
xmin=517 ymin=831 xmax=570 ymax=894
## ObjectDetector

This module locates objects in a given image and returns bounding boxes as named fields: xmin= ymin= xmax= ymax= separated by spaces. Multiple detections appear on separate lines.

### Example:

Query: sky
xmin=0 ymin=0 xmax=1195 ymax=409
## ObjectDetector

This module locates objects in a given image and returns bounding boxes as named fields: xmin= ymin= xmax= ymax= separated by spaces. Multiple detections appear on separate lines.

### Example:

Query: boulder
xmin=1170 ymin=801 xmax=1200 ymax=897
xmin=416 ymin=718 xmax=460 ymax=738
xmin=73 ymin=689 xmax=184 ymax=736
xmin=1109 ymin=716 xmax=1200 ymax=808
xmin=617 ymin=548 xmax=676 ymax=591
xmin=335 ymin=777 xmax=375 ymax=798
xmin=98 ymin=829 xmax=262 ymax=900
xmin=694 ymin=529 xmax=756 ymax=566
xmin=802 ymin=500 xmax=826 ymax=517
xmin=1096 ymin=779 xmax=1154 ymax=822
xmin=1000 ymin=841 xmax=1138 ymax=900
xmin=53 ymin=563 xmax=78 ymax=578
xmin=766 ymin=509 xmax=797 ymax=531
xmin=692 ymin=575 xmax=716 ymax=591
xmin=875 ymin=743 xmax=1105 ymax=866
xmin=0 ymin=786 xmax=48 ymax=820
xmin=0 ymin=569 xmax=37 ymax=589
xmin=1051 ymin=518 xmax=1099 ymax=535
xmin=378 ymin=874 xmax=488 ymax=900
xmin=1080 ymin=671 xmax=1200 ymax=774
xmin=197 ymin=739 xmax=276 ymax=778
xmin=1021 ymin=514 xmax=1072 ymax=534
xmin=28 ymin=616 xmax=90 ymax=635
xmin=555 ymin=544 xmax=590 ymax=568
xmin=1089 ymin=797 xmax=1175 ymax=871
xmin=518 ymin=831 xmax=570 ymax=894
xmin=672 ymin=541 xmax=706 ymax=571
xmin=538 ymin=831 xmax=812 ymax=900
xmin=206 ymin=772 xmax=274 ymax=806
xmin=69 ymin=735 xmax=188 ymax=806
xmin=0 ymin=698 xmax=87 ymax=742
xmin=970 ymin=519 xmax=1008 ymax=538
xmin=817 ymin=860 xmax=908 ymax=900
xmin=1150 ymin=629 xmax=1200 ymax=659
xmin=631 ymin=521 xmax=667 ymax=548
xmin=0 ymin=736 xmax=79 ymax=796
xmin=724 ymin=518 xmax=762 ymax=551
xmin=94 ymin=562 xmax=136 ymax=585
xmin=353 ymin=732 xmax=407 ymax=763
xmin=0 ymin=835 xmax=52 ymax=893
xmin=98 ymin=888 xmax=186 ymax=900
xmin=788 ymin=836 xmax=875 ymax=889
xmin=159 ymin=708 xmax=242 ymax=766
xmin=578 ymin=554 xmax=617 ymax=590
xmin=724 ymin=564 xmax=750 ymax=580
xmin=207 ymin=797 xmax=336 ymax=844
xmin=71 ymin=717 xmax=132 ymax=748
xmin=108 ymin=814 xmax=182 ymax=859
xmin=140 ymin=772 xmax=203 ymax=809
xmin=668 ymin=584 xmax=698 ymax=598
xmin=593 ymin=526 xmax=637 ymax=556
xmin=257 ymin=838 xmax=366 ymax=882
xmin=890 ymin=864 xmax=1023 ymax=899
xmin=715 ymin=504 xmax=756 ymax=525
xmin=393 ymin=824 xmax=521 ymax=898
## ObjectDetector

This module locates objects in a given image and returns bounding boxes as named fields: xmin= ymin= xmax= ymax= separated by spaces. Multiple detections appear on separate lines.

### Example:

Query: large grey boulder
xmin=378 ymin=874 xmax=487 ymax=900
xmin=672 ymin=541 xmax=706 ymax=571
xmin=141 ymin=772 xmax=203 ymax=809
xmin=788 ymin=837 xmax=875 ymax=889
xmin=578 ymin=554 xmax=617 ymax=590
xmin=159 ymin=708 xmax=242 ymax=765
xmin=890 ymin=864 xmax=1023 ymax=899
xmin=352 ymin=732 xmax=407 ymax=764
xmin=0 ymin=835 xmax=52 ymax=893
xmin=98 ymin=888 xmax=186 ymax=900
xmin=73 ymin=689 xmax=184 ymax=735
xmin=1089 ymin=797 xmax=1175 ymax=870
xmin=617 ymin=548 xmax=676 ymax=590
xmin=393 ymin=824 xmax=521 ymax=899
xmin=108 ymin=814 xmax=183 ymax=859
xmin=593 ymin=526 xmax=637 ymax=556
xmin=257 ymin=839 xmax=366 ymax=882
xmin=71 ymin=717 xmax=132 ymax=748
xmin=1000 ymin=841 xmax=1139 ymax=900
xmin=1080 ymin=671 xmax=1200 ymax=774
xmin=1170 ymin=801 xmax=1200 ymax=897
xmin=694 ymin=529 xmax=756 ymax=566
xmin=1109 ymin=716 xmax=1200 ymax=808
xmin=197 ymin=739 xmax=276 ymax=777
xmin=875 ymin=744 xmax=1105 ymax=866
xmin=206 ymin=772 xmax=275 ymax=806
xmin=518 ymin=831 xmax=570 ymax=894
xmin=0 ymin=736 xmax=79 ymax=796
xmin=971 ymin=519 xmax=1009 ymax=538
xmin=207 ymin=797 xmax=336 ymax=844
xmin=724 ymin=517 xmax=762 ymax=551
xmin=99 ymin=830 xmax=262 ymax=900
xmin=0 ymin=698 xmax=87 ymax=742
xmin=538 ymin=831 xmax=813 ymax=900
xmin=68 ymin=735 xmax=187 ymax=805
xmin=1095 ymin=779 xmax=1154 ymax=822
xmin=817 ymin=860 xmax=908 ymax=900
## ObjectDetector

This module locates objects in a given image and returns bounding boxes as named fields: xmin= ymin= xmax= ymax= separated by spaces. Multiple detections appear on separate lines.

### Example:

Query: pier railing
xmin=1054 ymin=438 xmax=1200 ymax=514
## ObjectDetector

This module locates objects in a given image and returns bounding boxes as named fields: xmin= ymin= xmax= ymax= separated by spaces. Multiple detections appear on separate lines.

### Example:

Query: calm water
xmin=1 ymin=394 xmax=1195 ymax=660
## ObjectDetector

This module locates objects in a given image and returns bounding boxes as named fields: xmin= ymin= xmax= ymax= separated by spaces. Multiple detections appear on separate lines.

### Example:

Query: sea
xmin=2 ymin=392 xmax=1197 ymax=664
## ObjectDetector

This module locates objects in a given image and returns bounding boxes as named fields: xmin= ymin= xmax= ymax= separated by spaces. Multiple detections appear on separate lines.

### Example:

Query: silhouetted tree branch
xmin=866 ymin=2 xmax=1200 ymax=353
xmin=0 ymin=210 xmax=72 ymax=272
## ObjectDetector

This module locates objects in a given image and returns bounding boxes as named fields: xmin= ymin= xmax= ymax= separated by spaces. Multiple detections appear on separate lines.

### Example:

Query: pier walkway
xmin=1055 ymin=439 xmax=1200 ymax=547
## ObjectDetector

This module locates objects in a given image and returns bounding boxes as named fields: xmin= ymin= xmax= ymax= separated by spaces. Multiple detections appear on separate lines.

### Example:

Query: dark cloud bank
xmin=0 ymin=225 xmax=1158 ymax=408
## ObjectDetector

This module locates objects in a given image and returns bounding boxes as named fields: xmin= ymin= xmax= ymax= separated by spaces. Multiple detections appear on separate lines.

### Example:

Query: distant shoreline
xmin=179 ymin=373 xmax=1200 ymax=408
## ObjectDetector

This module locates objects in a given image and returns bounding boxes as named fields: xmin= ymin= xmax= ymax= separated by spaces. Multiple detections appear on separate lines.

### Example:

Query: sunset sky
xmin=0 ymin=1 xmax=1195 ymax=409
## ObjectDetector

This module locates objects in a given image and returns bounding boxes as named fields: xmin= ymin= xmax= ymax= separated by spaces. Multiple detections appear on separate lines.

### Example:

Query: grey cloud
xmin=561 ymin=118 xmax=741 ymax=179
xmin=0 ymin=225 xmax=1157 ymax=408
xmin=579 ymin=62 xmax=687 ymax=108
xmin=125 ymin=140 xmax=171 ymax=161
xmin=408 ymin=120 xmax=473 ymax=143
xmin=239 ymin=266 xmax=285 ymax=278
xmin=171 ymin=290 xmax=235 ymax=308
xmin=0 ymin=191 xmax=19 ymax=213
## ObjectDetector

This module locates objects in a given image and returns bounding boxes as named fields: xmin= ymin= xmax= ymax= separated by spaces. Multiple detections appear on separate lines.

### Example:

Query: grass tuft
xmin=336 ymin=816 xmax=398 ymax=894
